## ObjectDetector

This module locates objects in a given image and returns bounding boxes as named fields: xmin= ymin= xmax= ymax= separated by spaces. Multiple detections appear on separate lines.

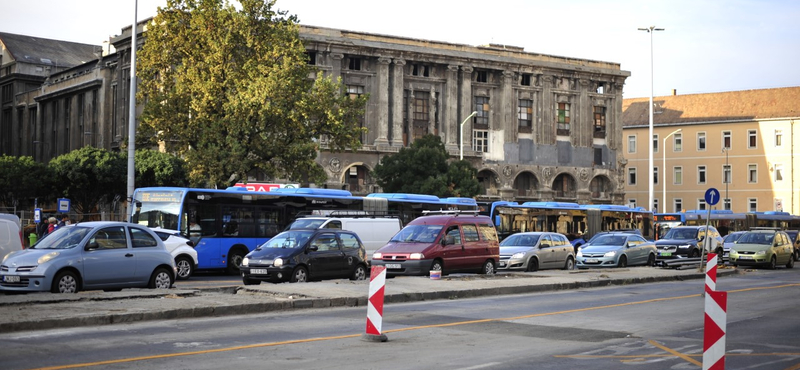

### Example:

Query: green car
xmin=729 ymin=229 xmax=795 ymax=269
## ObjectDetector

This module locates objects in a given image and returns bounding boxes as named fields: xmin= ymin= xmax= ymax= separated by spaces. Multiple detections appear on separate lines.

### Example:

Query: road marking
xmin=28 ymin=282 xmax=800 ymax=370
xmin=648 ymin=339 xmax=702 ymax=366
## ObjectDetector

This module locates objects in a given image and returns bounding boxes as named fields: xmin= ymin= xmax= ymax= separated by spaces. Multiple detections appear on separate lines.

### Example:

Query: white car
xmin=151 ymin=228 xmax=198 ymax=280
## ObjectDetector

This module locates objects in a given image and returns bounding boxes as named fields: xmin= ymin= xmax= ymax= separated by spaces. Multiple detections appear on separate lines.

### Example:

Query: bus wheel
xmin=227 ymin=249 xmax=246 ymax=275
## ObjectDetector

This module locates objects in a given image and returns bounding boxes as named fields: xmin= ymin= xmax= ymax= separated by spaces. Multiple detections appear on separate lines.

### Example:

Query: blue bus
xmin=656 ymin=210 xmax=800 ymax=237
xmin=130 ymin=186 xmax=477 ymax=273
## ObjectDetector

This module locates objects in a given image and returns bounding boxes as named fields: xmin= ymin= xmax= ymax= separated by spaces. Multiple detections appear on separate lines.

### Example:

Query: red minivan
xmin=371 ymin=213 xmax=500 ymax=276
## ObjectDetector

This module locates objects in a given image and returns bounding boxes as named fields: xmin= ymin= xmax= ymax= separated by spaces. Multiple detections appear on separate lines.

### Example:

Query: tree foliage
xmin=128 ymin=149 xmax=189 ymax=188
xmin=0 ymin=155 xmax=52 ymax=207
xmin=48 ymin=147 xmax=127 ymax=214
xmin=373 ymin=135 xmax=480 ymax=198
xmin=136 ymin=0 xmax=367 ymax=188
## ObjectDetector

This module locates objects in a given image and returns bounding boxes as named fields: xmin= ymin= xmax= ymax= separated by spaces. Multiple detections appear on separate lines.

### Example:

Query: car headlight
xmin=730 ymin=249 xmax=737 ymax=255
xmin=409 ymin=253 xmax=424 ymax=260
xmin=273 ymin=257 xmax=284 ymax=267
xmin=242 ymin=257 xmax=249 ymax=267
xmin=38 ymin=252 xmax=60 ymax=264
xmin=373 ymin=252 xmax=382 ymax=260
xmin=678 ymin=244 xmax=692 ymax=249
xmin=756 ymin=250 xmax=766 ymax=255
xmin=511 ymin=252 xmax=526 ymax=259
xmin=576 ymin=250 xmax=583 ymax=258
xmin=604 ymin=251 xmax=617 ymax=257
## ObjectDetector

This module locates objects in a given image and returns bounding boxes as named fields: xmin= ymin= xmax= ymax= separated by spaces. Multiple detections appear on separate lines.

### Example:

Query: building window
xmin=748 ymin=129 xmax=757 ymax=148
xmin=476 ymin=70 xmax=488 ymax=83
xmin=698 ymin=200 xmax=707 ymax=211
xmin=593 ymin=106 xmax=606 ymax=138
xmin=774 ymin=163 xmax=783 ymax=182
xmin=412 ymin=64 xmax=429 ymax=77
xmin=722 ymin=131 xmax=731 ymax=148
xmin=472 ymin=130 xmax=488 ymax=152
xmin=521 ymin=74 xmax=532 ymax=86
xmin=653 ymin=199 xmax=659 ymax=213
xmin=413 ymin=91 xmax=430 ymax=121
xmin=518 ymin=99 xmax=532 ymax=129
xmin=748 ymin=164 xmax=757 ymax=183
xmin=723 ymin=198 xmax=731 ymax=211
xmin=305 ymin=51 xmax=317 ymax=65
xmin=596 ymin=83 xmax=605 ymax=94
xmin=474 ymin=96 xmax=489 ymax=126
xmin=653 ymin=134 xmax=659 ymax=153
xmin=628 ymin=199 xmax=637 ymax=208
xmin=347 ymin=85 xmax=364 ymax=99
xmin=674 ymin=133 xmax=682 ymax=152
xmin=723 ymin=164 xmax=731 ymax=185
xmin=627 ymin=135 xmax=636 ymax=153
xmin=348 ymin=57 xmax=362 ymax=71
xmin=654 ymin=167 xmax=659 ymax=185
xmin=697 ymin=132 xmax=706 ymax=151
xmin=628 ymin=167 xmax=637 ymax=185
xmin=674 ymin=198 xmax=683 ymax=213
xmin=674 ymin=166 xmax=683 ymax=185
xmin=556 ymin=102 xmax=570 ymax=136
xmin=698 ymin=166 xmax=706 ymax=184
xmin=775 ymin=129 xmax=783 ymax=147
xmin=748 ymin=198 xmax=757 ymax=212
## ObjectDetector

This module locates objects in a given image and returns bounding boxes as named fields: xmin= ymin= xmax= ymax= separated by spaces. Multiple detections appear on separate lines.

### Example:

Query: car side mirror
xmin=85 ymin=242 xmax=100 ymax=251
xmin=307 ymin=245 xmax=319 ymax=252
xmin=627 ymin=242 xmax=635 ymax=248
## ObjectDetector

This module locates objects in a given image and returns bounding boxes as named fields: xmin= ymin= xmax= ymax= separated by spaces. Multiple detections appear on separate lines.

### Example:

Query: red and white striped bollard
xmin=705 ymin=253 xmax=718 ymax=293
xmin=703 ymin=289 xmax=727 ymax=370
xmin=362 ymin=265 xmax=388 ymax=342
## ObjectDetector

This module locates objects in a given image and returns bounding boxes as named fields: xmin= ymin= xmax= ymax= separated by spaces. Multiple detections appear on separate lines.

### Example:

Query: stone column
xmin=540 ymin=75 xmax=554 ymax=143
xmin=374 ymin=57 xmax=391 ymax=146
xmin=578 ymin=78 xmax=591 ymax=147
xmin=428 ymin=86 xmax=437 ymax=136
xmin=329 ymin=53 xmax=343 ymax=84
xmin=391 ymin=59 xmax=405 ymax=147
xmin=445 ymin=65 xmax=459 ymax=151
xmin=460 ymin=66 xmax=473 ymax=155
xmin=501 ymin=70 xmax=515 ymax=142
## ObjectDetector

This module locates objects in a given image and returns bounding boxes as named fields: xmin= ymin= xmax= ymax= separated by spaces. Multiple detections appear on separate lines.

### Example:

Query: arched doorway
xmin=477 ymin=169 xmax=500 ymax=197
xmin=589 ymin=175 xmax=613 ymax=201
xmin=513 ymin=172 xmax=539 ymax=198
xmin=342 ymin=165 xmax=372 ymax=195
xmin=553 ymin=173 xmax=577 ymax=199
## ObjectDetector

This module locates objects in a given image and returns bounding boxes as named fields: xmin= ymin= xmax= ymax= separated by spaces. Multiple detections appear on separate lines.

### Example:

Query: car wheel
xmin=430 ymin=260 xmax=444 ymax=274
xmin=479 ymin=259 xmax=495 ymax=275
xmin=51 ymin=270 xmax=80 ymax=293
xmin=148 ymin=267 xmax=173 ymax=289
xmin=690 ymin=249 xmax=700 ymax=258
xmin=786 ymin=255 xmax=795 ymax=269
xmin=226 ymin=249 xmax=246 ymax=275
xmin=617 ymin=255 xmax=628 ymax=268
xmin=769 ymin=255 xmax=777 ymax=270
xmin=647 ymin=253 xmax=656 ymax=267
xmin=526 ymin=257 xmax=539 ymax=272
xmin=290 ymin=266 xmax=308 ymax=283
xmin=175 ymin=256 xmax=194 ymax=280
xmin=563 ymin=257 xmax=575 ymax=270
xmin=242 ymin=277 xmax=259 ymax=286
xmin=351 ymin=264 xmax=367 ymax=281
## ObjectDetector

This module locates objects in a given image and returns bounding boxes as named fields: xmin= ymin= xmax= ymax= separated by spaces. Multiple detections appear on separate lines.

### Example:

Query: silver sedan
xmin=576 ymin=233 xmax=656 ymax=268
xmin=498 ymin=232 xmax=575 ymax=271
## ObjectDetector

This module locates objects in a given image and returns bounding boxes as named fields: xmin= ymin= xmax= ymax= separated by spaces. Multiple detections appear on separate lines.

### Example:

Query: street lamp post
xmin=460 ymin=111 xmax=478 ymax=160
xmin=662 ymin=128 xmax=681 ymax=212
xmin=639 ymin=25 xmax=665 ymax=212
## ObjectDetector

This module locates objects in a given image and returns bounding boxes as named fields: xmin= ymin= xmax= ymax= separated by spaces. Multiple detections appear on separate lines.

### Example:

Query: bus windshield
xmin=131 ymin=190 xmax=183 ymax=230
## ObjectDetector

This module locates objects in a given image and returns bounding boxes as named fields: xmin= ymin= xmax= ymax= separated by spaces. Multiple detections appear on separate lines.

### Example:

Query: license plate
xmin=385 ymin=264 xmax=401 ymax=269
xmin=499 ymin=262 xmax=507 ymax=267
xmin=250 ymin=269 xmax=269 ymax=274
xmin=738 ymin=256 xmax=752 ymax=260
xmin=3 ymin=275 xmax=20 ymax=283
xmin=585 ymin=258 xmax=598 ymax=263
xmin=659 ymin=252 xmax=672 ymax=257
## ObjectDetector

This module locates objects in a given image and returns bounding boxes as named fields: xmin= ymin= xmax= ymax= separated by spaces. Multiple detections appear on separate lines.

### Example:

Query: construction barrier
xmin=705 ymin=253 xmax=718 ymax=293
xmin=702 ymin=289 xmax=727 ymax=370
xmin=362 ymin=265 xmax=388 ymax=342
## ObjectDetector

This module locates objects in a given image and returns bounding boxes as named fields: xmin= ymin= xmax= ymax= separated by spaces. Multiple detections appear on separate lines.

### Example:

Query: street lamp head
xmin=638 ymin=26 xmax=665 ymax=32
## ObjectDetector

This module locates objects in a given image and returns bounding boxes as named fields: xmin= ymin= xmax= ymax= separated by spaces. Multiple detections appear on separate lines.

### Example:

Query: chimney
xmin=672 ymin=89 xmax=677 ymax=96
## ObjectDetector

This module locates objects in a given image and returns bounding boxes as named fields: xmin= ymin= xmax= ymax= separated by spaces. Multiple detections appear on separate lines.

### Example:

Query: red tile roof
xmin=622 ymin=86 xmax=800 ymax=127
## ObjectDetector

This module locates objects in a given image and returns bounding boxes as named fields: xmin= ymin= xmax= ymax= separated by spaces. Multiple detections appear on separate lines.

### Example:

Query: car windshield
xmin=591 ymin=235 xmax=627 ymax=246
xmin=664 ymin=228 xmax=698 ymax=240
xmin=500 ymin=234 xmax=541 ymax=247
xmin=259 ymin=231 xmax=314 ymax=249
xmin=32 ymin=225 xmax=91 ymax=250
xmin=737 ymin=232 xmax=774 ymax=245
xmin=390 ymin=225 xmax=443 ymax=243
xmin=723 ymin=233 xmax=743 ymax=243
xmin=288 ymin=219 xmax=325 ymax=230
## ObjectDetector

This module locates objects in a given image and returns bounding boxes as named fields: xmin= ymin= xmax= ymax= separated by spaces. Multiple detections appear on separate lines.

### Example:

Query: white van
xmin=0 ymin=214 xmax=24 ymax=261
xmin=289 ymin=216 xmax=402 ymax=257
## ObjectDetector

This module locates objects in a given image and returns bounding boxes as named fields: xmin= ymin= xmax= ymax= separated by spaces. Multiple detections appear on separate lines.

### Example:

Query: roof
xmin=622 ymin=86 xmax=800 ymax=127
xmin=0 ymin=32 xmax=100 ymax=68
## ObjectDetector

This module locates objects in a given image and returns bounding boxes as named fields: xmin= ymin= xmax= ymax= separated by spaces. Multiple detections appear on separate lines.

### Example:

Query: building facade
xmin=1 ymin=23 xmax=631 ymax=204
xmin=622 ymin=87 xmax=800 ymax=215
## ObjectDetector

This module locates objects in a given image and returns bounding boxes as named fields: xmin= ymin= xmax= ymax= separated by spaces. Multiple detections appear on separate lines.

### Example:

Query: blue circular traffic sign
xmin=704 ymin=188 xmax=720 ymax=206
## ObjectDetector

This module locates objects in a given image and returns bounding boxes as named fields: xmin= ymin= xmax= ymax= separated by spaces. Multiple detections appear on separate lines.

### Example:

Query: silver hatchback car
xmin=498 ymin=232 xmax=575 ymax=271
xmin=0 ymin=222 xmax=176 ymax=293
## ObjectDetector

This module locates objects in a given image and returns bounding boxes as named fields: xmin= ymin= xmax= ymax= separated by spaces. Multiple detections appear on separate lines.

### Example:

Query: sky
xmin=3 ymin=0 xmax=800 ymax=99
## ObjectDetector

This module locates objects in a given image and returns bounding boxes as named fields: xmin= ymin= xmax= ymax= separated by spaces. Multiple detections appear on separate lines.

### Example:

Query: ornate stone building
xmin=1 ymin=23 xmax=630 ymax=204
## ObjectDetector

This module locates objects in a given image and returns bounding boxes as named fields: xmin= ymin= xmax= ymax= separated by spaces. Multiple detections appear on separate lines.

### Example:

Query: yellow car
xmin=729 ymin=229 xmax=795 ymax=269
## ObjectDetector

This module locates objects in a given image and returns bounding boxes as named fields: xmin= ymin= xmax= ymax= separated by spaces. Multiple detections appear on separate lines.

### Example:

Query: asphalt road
xmin=2 ymin=268 xmax=798 ymax=370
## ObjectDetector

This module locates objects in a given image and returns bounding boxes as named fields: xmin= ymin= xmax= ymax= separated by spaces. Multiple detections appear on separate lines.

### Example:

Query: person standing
xmin=47 ymin=217 xmax=58 ymax=234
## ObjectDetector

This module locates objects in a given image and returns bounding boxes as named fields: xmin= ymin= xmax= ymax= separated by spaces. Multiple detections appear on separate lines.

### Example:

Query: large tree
xmin=137 ymin=0 xmax=367 ymax=188
xmin=0 ymin=155 xmax=51 ymax=208
xmin=48 ymin=147 xmax=126 ymax=214
xmin=373 ymin=135 xmax=480 ymax=198
xmin=129 ymin=149 xmax=189 ymax=188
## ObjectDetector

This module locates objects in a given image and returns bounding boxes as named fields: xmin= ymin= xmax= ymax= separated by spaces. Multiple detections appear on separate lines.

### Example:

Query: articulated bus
xmin=129 ymin=186 xmax=477 ymax=273
xmin=490 ymin=202 xmax=654 ymax=241
xmin=655 ymin=210 xmax=800 ymax=237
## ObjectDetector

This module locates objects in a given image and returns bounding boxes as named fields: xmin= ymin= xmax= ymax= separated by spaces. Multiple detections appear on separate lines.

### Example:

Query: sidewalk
xmin=0 ymin=266 xmax=737 ymax=333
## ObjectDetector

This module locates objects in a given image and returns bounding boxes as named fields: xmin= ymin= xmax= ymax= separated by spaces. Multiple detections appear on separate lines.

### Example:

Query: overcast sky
xmin=3 ymin=0 xmax=799 ymax=99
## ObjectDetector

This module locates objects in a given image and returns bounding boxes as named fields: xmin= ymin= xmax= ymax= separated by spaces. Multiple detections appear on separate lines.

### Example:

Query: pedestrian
xmin=36 ymin=218 xmax=49 ymax=238
xmin=47 ymin=217 xmax=58 ymax=234
xmin=58 ymin=215 xmax=70 ymax=227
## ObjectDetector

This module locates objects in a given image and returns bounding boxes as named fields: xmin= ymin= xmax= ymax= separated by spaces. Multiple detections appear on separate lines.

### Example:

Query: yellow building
xmin=622 ymin=87 xmax=800 ymax=214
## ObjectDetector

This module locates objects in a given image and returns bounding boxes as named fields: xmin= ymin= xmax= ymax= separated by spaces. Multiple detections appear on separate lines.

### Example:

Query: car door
xmin=442 ymin=225 xmax=466 ymax=271
xmin=552 ymin=234 xmax=572 ymax=267
xmin=81 ymin=226 xmax=135 ymax=287
xmin=538 ymin=234 xmax=555 ymax=269
xmin=460 ymin=224 xmax=482 ymax=269
xmin=626 ymin=235 xmax=647 ymax=265
xmin=128 ymin=226 xmax=165 ymax=284
xmin=306 ymin=232 xmax=347 ymax=278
